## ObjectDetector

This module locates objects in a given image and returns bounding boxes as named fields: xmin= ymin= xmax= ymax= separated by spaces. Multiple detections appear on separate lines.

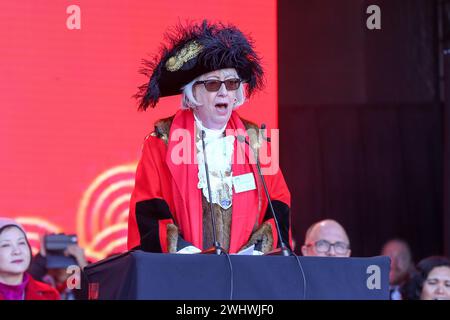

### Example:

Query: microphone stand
xmin=200 ymin=130 xmax=225 ymax=255
xmin=237 ymin=133 xmax=290 ymax=257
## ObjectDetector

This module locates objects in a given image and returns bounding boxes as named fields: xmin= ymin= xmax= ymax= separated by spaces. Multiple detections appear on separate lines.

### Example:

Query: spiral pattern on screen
xmin=76 ymin=164 xmax=136 ymax=260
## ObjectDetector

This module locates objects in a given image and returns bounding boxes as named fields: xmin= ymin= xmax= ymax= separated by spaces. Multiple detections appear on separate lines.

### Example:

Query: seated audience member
xmin=0 ymin=218 xmax=59 ymax=300
xmin=381 ymin=238 xmax=415 ymax=300
xmin=403 ymin=256 xmax=450 ymax=300
xmin=28 ymin=236 xmax=88 ymax=300
xmin=301 ymin=219 xmax=351 ymax=257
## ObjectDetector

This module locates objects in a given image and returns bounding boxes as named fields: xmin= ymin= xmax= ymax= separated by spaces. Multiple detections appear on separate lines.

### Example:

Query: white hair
xmin=181 ymin=72 xmax=246 ymax=110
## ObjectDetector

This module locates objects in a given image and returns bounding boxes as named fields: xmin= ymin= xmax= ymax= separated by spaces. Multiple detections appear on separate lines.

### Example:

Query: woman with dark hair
xmin=403 ymin=256 xmax=450 ymax=300
xmin=0 ymin=218 xmax=59 ymax=300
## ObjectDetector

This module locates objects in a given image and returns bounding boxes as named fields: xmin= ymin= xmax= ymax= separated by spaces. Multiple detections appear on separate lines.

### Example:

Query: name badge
xmin=233 ymin=173 xmax=256 ymax=193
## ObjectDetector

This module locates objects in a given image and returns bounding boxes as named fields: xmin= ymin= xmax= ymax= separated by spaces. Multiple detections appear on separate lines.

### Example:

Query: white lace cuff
xmin=176 ymin=245 xmax=202 ymax=254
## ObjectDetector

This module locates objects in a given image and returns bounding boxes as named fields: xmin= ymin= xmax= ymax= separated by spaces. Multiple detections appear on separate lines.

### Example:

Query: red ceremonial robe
xmin=127 ymin=109 xmax=292 ymax=253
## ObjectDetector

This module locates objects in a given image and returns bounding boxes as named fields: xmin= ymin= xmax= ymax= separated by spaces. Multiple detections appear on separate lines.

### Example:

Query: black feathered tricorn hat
xmin=135 ymin=20 xmax=264 ymax=110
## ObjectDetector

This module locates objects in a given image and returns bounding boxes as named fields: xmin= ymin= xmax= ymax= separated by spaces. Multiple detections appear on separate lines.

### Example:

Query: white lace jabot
xmin=194 ymin=114 xmax=235 ymax=209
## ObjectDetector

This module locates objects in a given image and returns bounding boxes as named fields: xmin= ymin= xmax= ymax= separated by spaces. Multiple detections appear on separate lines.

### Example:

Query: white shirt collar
xmin=194 ymin=113 xmax=227 ymax=140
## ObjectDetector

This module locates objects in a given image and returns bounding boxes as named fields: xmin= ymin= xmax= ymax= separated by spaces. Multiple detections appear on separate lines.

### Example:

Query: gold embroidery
xmin=165 ymin=41 xmax=203 ymax=72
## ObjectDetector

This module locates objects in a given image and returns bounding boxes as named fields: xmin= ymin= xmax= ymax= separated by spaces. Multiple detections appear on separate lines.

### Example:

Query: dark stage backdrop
xmin=444 ymin=0 xmax=450 ymax=258
xmin=279 ymin=0 xmax=445 ymax=261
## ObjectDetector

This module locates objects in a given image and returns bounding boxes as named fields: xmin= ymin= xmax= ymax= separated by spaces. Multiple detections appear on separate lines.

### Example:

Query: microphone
xmin=260 ymin=123 xmax=271 ymax=142
xmin=237 ymin=131 xmax=290 ymax=256
xmin=200 ymin=130 xmax=225 ymax=255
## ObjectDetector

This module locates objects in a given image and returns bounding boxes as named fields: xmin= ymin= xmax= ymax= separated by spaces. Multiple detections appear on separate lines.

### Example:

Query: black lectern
xmin=84 ymin=251 xmax=389 ymax=300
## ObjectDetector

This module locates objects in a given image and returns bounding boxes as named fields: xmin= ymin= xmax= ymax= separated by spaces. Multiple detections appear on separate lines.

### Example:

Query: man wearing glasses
xmin=301 ymin=219 xmax=351 ymax=257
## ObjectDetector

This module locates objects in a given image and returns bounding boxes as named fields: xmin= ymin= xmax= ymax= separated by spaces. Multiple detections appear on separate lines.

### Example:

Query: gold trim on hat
xmin=165 ymin=41 xmax=203 ymax=72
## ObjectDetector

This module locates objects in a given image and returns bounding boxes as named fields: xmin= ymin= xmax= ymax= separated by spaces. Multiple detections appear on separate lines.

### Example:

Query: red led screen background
xmin=0 ymin=1 xmax=278 ymax=260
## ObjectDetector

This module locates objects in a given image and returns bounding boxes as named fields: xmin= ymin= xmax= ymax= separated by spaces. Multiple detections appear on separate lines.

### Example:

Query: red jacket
xmin=0 ymin=275 xmax=60 ymax=300
xmin=128 ymin=110 xmax=292 ymax=253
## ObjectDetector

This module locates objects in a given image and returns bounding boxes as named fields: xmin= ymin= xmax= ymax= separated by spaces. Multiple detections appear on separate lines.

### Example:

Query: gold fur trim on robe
xmin=241 ymin=118 xmax=260 ymax=154
xmin=202 ymin=194 xmax=232 ymax=251
xmin=239 ymin=221 xmax=274 ymax=253
xmin=150 ymin=116 xmax=175 ymax=145
xmin=152 ymin=115 xmax=271 ymax=253
xmin=166 ymin=223 xmax=179 ymax=253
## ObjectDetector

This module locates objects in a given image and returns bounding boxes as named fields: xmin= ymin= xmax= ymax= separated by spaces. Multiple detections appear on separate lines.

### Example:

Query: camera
xmin=44 ymin=233 xmax=78 ymax=269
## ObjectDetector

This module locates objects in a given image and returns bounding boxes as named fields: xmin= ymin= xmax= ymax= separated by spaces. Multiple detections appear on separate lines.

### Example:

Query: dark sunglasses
xmin=194 ymin=78 xmax=241 ymax=92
